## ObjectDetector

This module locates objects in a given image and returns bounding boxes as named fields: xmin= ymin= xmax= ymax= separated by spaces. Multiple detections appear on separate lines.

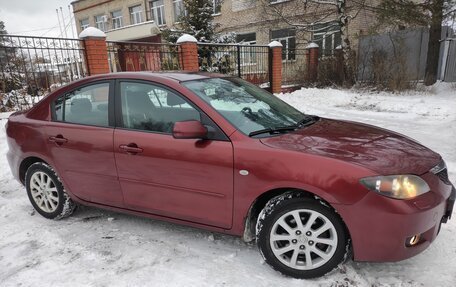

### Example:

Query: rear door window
xmin=53 ymin=82 xmax=110 ymax=127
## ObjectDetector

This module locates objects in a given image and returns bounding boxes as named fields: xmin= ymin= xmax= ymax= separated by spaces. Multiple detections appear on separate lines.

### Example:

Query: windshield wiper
xmin=267 ymin=116 xmax=319 ymax=132
xmin=248 ymin=116 xmax=320 ymax=137
xmin=249 ymin=126 xmax=297 ymax=137
xmin=296 ymin=115 xmax=319 ymax=127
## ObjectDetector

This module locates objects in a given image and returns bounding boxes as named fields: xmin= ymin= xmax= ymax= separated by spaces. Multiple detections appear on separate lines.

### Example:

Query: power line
xmin=6 ymin=7 xmax=76 ymax=38
xmin=52 ymin=8 xmax=75 ymax=38
xmin=9 ymin=25 xmax=59 ymax=34
xmin=41 ymin=6 xmax=76 ymax=38
xmin=39 ymin=24 xmax=61 ymax=37
xmin=59 ymin=14 xmax=76 ymax=38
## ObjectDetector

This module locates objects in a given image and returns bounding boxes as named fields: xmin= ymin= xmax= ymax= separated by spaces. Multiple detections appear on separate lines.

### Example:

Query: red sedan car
xmin=6 ymin=72 xmax=455 ymax=278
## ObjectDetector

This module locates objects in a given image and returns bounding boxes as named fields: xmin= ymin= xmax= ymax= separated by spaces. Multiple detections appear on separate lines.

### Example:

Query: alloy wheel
xmin=29 ymin=171 xmax=59 ymax=213
xmin=269 ymin=209 xmax=338 ymax=270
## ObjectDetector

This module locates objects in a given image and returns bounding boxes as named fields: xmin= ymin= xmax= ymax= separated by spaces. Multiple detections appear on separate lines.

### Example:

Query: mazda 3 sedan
xmin=6 ymin=72 xmax=455 ymax=278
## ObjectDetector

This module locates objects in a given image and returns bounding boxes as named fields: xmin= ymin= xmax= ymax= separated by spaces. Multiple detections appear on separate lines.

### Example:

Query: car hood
xmin=260 ymin=118 xmax=440 ymax=175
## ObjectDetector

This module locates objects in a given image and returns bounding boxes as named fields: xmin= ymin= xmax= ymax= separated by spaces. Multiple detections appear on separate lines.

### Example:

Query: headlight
xmin=360 ymin=175 xmax=430 ymax=199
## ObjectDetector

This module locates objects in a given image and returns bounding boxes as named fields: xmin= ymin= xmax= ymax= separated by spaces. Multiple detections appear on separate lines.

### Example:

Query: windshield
xmin=182 ymin=77 xmax=307 ymax=136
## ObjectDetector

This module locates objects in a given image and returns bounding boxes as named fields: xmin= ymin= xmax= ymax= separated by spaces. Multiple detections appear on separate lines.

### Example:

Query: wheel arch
xmin=242 ymin=187 xmax=352 ymax=248
xmin=19 ymin=156 xmax=49 ymax=184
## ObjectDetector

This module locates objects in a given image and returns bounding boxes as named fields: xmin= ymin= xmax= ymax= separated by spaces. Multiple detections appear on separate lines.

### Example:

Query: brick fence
xmin=79 ymin=29 xmax=320 ymax=92
xmin=83 ymin=37 xmax=110 ymax=75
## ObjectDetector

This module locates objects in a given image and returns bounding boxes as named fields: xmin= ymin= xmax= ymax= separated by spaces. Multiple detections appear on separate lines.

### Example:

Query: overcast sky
xmin=0 ymin=0 xmax=77 ymax=38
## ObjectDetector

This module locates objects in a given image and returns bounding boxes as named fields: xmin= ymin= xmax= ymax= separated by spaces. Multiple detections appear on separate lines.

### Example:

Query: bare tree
xmin=259 ymin=0 xmax=369 ymax=84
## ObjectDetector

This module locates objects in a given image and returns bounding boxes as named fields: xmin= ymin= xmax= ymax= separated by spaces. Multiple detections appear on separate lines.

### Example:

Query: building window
xmin=80 ymin=18 xmax=89 ymax=31
xmin=94 ymin=15 xmax=107 ymax=32
xmin=236 ymin=33 xmax=256 ymax=45
xmin=150 ymin=0 xmax=166 ymax=26
xmin=212 ymin=0 xmax=221 ymax=15
xmin=111 ymin=10 xmax=123 ymax=29
xmin=129 ymin=5 xmax=143 ymax=25
xmin=237 ymin=33 xmax=257 ymax=65
xmin=312 ymin=22 xmax=342 ymax=57
xmin=271 ymin=28 xmax=296 ymax=61
xmin=173 ymin=0 xmax=185 ymax=22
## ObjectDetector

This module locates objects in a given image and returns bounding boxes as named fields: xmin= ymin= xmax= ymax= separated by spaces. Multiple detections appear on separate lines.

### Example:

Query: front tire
xmin=256 ymin=194 xmax=349 ymax=279
xmin=25 ymin=162 xmax=76 ymax=219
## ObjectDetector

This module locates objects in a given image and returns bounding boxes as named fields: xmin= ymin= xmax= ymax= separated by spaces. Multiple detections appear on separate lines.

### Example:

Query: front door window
xmin=120 ymin=81 xmax=200 ymax=133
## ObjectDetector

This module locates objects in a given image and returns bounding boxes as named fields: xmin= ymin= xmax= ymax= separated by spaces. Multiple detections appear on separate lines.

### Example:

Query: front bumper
xmin=334 ymin=173 xmax=454 ymax=262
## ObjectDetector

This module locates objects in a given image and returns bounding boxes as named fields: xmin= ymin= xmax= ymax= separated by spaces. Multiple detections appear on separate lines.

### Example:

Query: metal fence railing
xmin=281 ymin=48 xmax=308 ymax=87
xmin=0 ymin=34 xmax=87 ymax=110
xmin=198 ymin=43 xmax=271 ymax=87
xmin=106 ymin=41 xmax=181 ymax=72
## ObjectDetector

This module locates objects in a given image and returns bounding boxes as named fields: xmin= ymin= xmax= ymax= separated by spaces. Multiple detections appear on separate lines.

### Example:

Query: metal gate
xmin=197 ymin=43 xmax=271 ymax=88
xmin=440 ymin=39 xmax=456 ymax=82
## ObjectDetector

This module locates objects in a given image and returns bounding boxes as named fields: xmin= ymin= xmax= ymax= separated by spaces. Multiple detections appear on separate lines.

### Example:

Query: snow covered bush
xmin=0 ymin=89 xmax=44 ymax=112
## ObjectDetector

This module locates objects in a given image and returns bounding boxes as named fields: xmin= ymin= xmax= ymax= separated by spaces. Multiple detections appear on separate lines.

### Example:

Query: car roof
xmin=79 ymin=71 xmax=230 ymax=83
xmin=152 ymin=72 xmax=231 ymax=81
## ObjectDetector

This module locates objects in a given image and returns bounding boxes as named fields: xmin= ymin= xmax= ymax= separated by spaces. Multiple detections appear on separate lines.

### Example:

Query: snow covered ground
xmin=1 ymin=83 xmax=455 ymax=287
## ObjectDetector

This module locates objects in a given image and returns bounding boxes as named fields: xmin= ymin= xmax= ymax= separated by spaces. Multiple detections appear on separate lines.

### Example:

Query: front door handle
xmin=119 ymin=143 xmax=143 ymax=155
xmin=48 ymin=135 xmax=68 ymax=145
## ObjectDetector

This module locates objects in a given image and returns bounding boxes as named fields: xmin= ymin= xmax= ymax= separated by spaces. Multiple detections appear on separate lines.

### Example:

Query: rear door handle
xmin=48 ymin=135 xmax=68 ymax=145
xmin=119 ymin=143 xmax=143 ymax=155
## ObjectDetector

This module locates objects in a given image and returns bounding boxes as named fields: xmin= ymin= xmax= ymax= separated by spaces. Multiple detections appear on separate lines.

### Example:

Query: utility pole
xmin=68 ymin=5 xmax=81 ymax=78
xmin=59 ymin=7 xmax=75 ymax=80
xmin=55 ymin=9 xmax=66 ymax=83
xmin=56 ymin=9 xmax=64 ymax=38
xmin=60 ymin=7 xmax=69 ymax=39
xmin=68 ymin=5 xmax=77 ymax=39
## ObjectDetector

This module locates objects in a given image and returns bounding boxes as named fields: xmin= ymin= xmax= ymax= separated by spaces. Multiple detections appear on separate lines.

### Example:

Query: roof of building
xmin=70 ymin=0 xmax=84 ymax=5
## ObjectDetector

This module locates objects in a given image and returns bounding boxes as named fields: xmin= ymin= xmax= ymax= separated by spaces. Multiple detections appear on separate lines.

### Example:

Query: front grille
xmin=436 ymin=168 xmax=452 ymax=185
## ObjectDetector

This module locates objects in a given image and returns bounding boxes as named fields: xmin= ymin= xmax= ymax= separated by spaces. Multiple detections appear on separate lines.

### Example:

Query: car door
xmin=113 ymin=80 xmax=234 ymax=229
xmin=45 ymin=81 xmax=124 ymax=207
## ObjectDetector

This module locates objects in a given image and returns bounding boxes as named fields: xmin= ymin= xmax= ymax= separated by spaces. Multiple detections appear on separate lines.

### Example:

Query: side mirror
xmin=173 ymin=120 xmax=208 ymax=139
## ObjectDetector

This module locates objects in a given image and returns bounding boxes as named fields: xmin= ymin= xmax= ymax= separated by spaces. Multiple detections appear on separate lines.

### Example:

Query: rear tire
xmin=256 ymin=193 xmax=348 ymax=279
xmin=25 ymin=162 xmax=76 ymax=219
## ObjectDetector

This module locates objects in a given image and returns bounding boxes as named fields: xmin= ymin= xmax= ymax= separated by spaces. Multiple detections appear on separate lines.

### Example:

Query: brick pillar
xmin=79 ymin=27 xmax=109 ymax=76
xmin=177 ymin=34 xmax=199 ymax=72
xmin=268 ymin=41 xmax=283 ymax=94
xmin=306 ymin=43 xmax=319 ymax=83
